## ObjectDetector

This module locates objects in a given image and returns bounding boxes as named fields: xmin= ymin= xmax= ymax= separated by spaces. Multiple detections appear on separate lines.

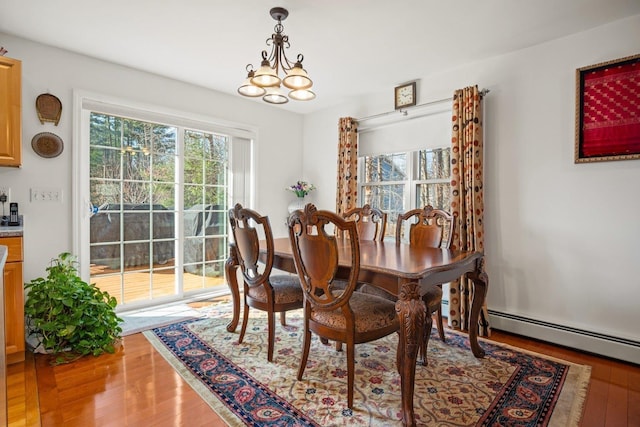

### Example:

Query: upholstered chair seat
xmin=359 ymin=283 xmax=443 ymax=354
xmin=247 ymin=275 xmax=303 ymax=304
xmin=311 ymin=291 xmax=397 ymax=332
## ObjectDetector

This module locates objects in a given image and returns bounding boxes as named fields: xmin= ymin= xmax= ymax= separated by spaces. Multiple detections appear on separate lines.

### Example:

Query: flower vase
xmin=288 ymin=196 xmax=307 ymax=214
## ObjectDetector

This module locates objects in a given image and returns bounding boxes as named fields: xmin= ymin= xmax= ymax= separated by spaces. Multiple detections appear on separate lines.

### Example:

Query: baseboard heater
xmin=486 ymin=308 xmax=640 ymax=365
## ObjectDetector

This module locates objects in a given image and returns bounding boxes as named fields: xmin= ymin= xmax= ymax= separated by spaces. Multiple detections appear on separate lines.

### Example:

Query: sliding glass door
xmin=75 ymin=94 xmax=253 ymax=311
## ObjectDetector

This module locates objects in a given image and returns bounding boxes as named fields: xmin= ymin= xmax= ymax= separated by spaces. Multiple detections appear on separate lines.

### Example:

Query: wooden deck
xmin=90 ymin=260 xmax=227 ymax=306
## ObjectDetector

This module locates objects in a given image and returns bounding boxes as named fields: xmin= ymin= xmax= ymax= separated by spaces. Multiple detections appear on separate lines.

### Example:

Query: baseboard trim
xmin=487 ymin=309 xmax=640 ymax=365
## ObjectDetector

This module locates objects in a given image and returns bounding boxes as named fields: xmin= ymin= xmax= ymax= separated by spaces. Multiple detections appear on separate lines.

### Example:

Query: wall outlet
xmin=31 ymin=187 xmax=62 ymax=202
xmin=0 ymin=186 xmax=10 ymax=202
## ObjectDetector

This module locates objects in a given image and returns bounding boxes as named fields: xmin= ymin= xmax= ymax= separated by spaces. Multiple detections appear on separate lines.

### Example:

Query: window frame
xmin=73 ymin=90 xmax=256 ymax=307
xmin=358 ymin=146 xmax=452 ymax=239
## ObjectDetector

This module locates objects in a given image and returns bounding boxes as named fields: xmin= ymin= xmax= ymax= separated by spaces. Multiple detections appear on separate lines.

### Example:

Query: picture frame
xmin=574 ymin=53 xmax=640 ymax=163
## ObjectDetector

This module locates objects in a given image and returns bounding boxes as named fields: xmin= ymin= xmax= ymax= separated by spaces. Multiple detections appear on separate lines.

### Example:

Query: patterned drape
xmin=336 ymin=117 xmax=358 ymax=215
xmin=448 ymin=85 xmax=491 ymax=337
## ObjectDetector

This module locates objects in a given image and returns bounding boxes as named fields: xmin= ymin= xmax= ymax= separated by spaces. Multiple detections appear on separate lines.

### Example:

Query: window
xmin=360 ymin=147 xmax=451 ymax=239
xmin=415 ymin=148 xmax=451 ymax=208
xmin=74 ymin=93 xmax=253 ymax=310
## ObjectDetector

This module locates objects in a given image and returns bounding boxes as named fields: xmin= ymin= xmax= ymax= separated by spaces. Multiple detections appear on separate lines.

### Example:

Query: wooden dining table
xmin=225 ymin=237 xmax=489 ymax=427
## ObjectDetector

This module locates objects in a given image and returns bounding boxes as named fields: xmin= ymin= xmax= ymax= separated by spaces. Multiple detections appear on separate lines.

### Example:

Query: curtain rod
xmin=356 ymin=88 xmax=490 ymax=123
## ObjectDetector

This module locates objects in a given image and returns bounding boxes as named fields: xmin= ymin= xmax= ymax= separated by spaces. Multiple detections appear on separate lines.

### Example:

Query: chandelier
xmin=237 ymin=7 xmax=315 ymax=104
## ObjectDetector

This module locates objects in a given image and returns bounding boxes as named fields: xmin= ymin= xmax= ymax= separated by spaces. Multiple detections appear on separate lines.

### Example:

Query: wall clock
xmin=394 ymin=82 xmax=417 ymax=110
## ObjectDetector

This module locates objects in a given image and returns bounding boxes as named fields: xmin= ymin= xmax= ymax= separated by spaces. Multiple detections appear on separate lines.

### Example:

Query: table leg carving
xmin=225 ymin=244 xmax=241 ymax=333
xmin=395 ymin=281 xmax=425 ymax=427
xmin=466 ymin=257 xmax=489 ymax=358
xmin=421 ymin=309 xmax=433 ymax=366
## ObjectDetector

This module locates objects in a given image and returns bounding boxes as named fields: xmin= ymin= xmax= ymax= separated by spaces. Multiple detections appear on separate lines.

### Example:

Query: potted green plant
xmin=24 ymin=252 xmax=122 ymax=364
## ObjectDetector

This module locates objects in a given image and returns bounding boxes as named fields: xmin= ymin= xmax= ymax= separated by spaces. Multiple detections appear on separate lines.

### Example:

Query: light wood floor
xmin=7 ymin=307 xmax=640 ymax=426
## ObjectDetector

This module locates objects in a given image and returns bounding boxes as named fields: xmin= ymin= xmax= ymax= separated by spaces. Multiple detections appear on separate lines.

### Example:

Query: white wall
xmin=2 ymin=15 xmax=639 ymax=353
xmin=0 ymin=33 xmax=304 ymax=283
xmin=302 ymin=15 xmax=640 ymax=344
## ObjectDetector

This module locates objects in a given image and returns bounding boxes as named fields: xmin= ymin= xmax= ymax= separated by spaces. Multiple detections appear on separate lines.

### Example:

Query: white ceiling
xmin=1 ymin=0 xmax=639 ymax=114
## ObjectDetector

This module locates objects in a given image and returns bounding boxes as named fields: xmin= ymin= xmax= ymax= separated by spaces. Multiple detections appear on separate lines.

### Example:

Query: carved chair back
xmin=228 ymin=203 xmax=274 ymax=288
xmin=288 ymin=204 xmax=360 ymax=313
xmin=396 ymin=205 xmax=454 ymax=249
xmin=342 ymin=204 xmax=387 ymax=241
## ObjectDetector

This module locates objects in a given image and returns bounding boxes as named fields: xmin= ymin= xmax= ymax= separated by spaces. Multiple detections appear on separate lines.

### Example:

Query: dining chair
xmin=342 ymin=203 xmax=387 ymax=241
xmin=360 ymin=204 xmax=453 ymax=363
xmin=396 ymin=205 xmax=454 ymax=359
xmin=228 ymin=203 xmax=304 ymax=362
xmin=288 ymin=203 xmax=399 ymax=409
xmin=332 ymin=204 xmax=388 ymax=351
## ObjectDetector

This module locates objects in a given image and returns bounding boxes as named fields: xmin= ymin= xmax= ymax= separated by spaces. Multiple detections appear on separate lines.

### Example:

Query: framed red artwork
xmin=575 ymin=53 xmax=640 ymax=163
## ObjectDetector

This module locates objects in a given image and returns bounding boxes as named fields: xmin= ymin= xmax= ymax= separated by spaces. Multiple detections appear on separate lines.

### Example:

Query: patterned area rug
xmin=143 ymin=305 xmax=590 ymax=426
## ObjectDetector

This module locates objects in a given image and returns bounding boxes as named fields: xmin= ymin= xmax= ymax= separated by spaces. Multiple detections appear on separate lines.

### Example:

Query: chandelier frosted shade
xmin=263 ymin=86 xmax=289 ymax=104
xmin=282 ymin=62 xmax=312 ymax=90
xmin=289 ymin=88 xmax=316 ymax=101
xmin=252 ymin=58 xmax=281 ymax=87
xmin=238 ymin=7 xmax=314 ymax=104
xmin=237 ymin=69 xmax=267 ymax=97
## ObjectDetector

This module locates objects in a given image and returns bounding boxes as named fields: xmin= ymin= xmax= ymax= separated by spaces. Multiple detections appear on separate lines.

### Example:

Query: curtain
xmin=448 ymin=85 xmax=491 ymax=337
xmin=336 ymin=117 xmax=358 ymax=215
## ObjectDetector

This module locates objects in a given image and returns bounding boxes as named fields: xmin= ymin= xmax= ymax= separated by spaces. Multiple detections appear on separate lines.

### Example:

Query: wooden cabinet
xmin=1 ymin=236 xmax=24 ymax=363
xmin=0 ymin=56 xmax=22 ymax=167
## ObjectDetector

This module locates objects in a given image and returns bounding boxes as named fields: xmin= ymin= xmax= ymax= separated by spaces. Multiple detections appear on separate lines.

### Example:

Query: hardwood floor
xmin=6 ymin=351 xmax=39 ymax=427
xmin=488 ymin=332 xmax=640 ymax=427
xmin=7 ymin=313 xmax=640 ymax=426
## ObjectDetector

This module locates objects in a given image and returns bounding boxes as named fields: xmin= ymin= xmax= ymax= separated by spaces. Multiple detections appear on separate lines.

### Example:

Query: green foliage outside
xmin=89 ymin=112 xmax=228 ymax=209
xmin=24 ymin=252 xmax=122 ymax=364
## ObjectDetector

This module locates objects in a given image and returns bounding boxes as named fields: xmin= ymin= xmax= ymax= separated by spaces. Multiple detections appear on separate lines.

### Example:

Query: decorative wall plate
xmin=31 ymin=132 xmax=63 ymax=158
xmin=36 ymin=93 xmax=62 ymax=125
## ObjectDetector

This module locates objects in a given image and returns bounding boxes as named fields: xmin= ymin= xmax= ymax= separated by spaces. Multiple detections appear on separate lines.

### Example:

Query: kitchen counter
xmin=0 ymin=225 xmax=23 ymax=238
xmin=0 ymin=216 xmax=23 ymax=237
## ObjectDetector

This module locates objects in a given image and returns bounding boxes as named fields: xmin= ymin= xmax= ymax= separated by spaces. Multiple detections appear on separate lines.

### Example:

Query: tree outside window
xmin=360 ymin=147 xmax=451 ymax=240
